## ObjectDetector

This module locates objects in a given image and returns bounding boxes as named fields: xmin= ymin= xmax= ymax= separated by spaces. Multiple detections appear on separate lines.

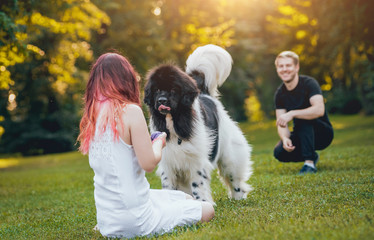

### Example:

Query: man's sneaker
xmin=298 ymin=164 xmax=317 ymax=175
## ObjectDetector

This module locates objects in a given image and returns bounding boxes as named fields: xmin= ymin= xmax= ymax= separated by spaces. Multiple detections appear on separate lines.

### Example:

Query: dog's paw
xmin=231 ymin=183 xmax=253 ymax=200
xmin=93 ymin=224 xmax=99 ymax=232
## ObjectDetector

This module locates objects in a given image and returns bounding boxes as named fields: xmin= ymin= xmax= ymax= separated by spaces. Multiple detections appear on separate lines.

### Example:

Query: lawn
xmin=0 ymin=115 xmax=373 ymax=240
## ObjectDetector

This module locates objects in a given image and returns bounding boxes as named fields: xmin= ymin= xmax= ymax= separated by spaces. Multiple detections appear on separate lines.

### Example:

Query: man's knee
xmin=273 ymin=147 xmax=281 ymax=161
xmin=316 ymin=125 xmax=334 ymax=150
xmin=273 ymin=141 xmax=288 ymax=162
xmin=274 ymin=151 xmax=290 ymax=162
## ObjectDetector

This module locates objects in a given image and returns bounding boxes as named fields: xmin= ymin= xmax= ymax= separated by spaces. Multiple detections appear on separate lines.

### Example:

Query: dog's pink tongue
xmin=158 ymin=105 xmax=171 ymax=111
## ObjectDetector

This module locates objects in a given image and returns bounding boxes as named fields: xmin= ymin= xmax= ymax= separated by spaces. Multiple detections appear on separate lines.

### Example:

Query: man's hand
xmin=276 ymin=109 xmax=294 ymax=152
xmin=276 ymin=112 xmax=293 ymax=128
xmin=282 ymin=137 xmax=295 ymax=152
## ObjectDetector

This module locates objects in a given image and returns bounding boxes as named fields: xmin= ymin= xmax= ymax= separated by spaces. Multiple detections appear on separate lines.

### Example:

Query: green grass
xmin=0 ymin=115 xmax=373 ymax=240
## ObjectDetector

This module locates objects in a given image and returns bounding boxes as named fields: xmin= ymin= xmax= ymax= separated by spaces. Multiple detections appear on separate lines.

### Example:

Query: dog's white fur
xmin=151 ymin=45 xmax=253 ymax=204
xmin=186 ymin=44 xmax=233 ymax=97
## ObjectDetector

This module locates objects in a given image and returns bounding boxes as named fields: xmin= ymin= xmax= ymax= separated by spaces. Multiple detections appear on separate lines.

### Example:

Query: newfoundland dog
xmin=144 ymin=44 xmax=253 ymax=204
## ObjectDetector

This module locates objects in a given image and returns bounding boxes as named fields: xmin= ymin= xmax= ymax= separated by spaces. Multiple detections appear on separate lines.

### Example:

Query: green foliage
xmin=91 ymin=0 xmax=235 ymax=72
xmin=0 ymin=0 xmax=109 ymax=155
xmin=359 ymin=57 xmax=374 ymax=115
xmin=0 ymin=115 xmax=373 ymax=239
xmin=254 ymin=0 xmax=374 ymax=116
xmin=220 ymin=73 xmax=249 ymax=122
xmin=0 ymin=5 xmax=28 ymax=90
xmin=91 ymin=0 xmax=245 ymax=119
xmin=224 ymin=0 xmax=374 ymax=118
xmin=325 ymin=88 xmax=363 ymax=115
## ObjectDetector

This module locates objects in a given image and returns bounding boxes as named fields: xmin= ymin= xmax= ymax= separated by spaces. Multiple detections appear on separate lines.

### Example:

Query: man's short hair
xmin=275 ymin=51 xmax=299 ymax=66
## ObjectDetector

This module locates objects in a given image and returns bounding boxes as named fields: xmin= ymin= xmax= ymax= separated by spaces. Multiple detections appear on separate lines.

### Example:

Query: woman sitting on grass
xmin=77 ymin=52 xmax=214 ymax=238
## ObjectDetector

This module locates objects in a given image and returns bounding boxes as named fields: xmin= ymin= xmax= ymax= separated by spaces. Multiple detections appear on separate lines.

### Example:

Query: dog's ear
xmin=181 ymin=91 xmax=198 ymax=106
xmin=181 ymin=74 xmax=199 ymax=106
xmin=144 ymin=80 xmax=153 ymax=106
xmin=181 ymin=82 xmax=198 ymax=106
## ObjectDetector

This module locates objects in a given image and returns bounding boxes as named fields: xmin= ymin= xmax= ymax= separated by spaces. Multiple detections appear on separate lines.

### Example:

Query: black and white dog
xmin=144 ymin=44 xmax=253 ymax=204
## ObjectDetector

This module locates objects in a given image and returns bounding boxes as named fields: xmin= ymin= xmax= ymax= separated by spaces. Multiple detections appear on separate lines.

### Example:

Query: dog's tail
xmin=185 ymin=44 xmax=232 ymax=97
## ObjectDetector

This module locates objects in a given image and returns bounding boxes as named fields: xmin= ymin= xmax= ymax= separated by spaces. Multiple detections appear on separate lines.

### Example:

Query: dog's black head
xmin=144 ymin=64 xmax=199 ymax=115
xmin=144 ymin=64 xmax=199 ymax=140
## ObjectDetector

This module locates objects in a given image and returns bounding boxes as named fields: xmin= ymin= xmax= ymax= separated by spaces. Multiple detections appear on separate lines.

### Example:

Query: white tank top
xmin=89 ymin=124 xmax=150 ymax=212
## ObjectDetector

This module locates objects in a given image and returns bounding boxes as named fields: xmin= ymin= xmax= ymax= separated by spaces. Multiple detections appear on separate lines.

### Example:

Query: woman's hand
xmin=152 ymin=132 xmax=167 ymax=148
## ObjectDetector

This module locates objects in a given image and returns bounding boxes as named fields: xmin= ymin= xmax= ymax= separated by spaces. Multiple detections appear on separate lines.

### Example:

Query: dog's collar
xmin=178 ymin=138 xmax=182 ymax=145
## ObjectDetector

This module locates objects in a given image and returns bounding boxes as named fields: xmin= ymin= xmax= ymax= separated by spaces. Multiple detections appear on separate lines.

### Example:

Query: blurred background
xmin=0 ymin=0 xmax=373 ymax=156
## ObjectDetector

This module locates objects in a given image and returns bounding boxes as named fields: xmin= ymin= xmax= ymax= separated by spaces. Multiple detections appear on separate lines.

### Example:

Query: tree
xmin=91 ymin=0 xmax=241 ymax=117
xmin=0 ymin=0 xmax=109 ymax=155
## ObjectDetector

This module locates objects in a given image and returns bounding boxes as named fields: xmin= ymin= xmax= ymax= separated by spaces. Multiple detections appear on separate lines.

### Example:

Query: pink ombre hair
xmin=77 ymin=53 xmax=141 ymax=154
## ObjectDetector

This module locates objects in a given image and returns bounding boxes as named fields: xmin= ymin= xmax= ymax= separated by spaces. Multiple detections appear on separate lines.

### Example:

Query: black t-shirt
xmin=274 ymin=75 xmax=331 ymax=124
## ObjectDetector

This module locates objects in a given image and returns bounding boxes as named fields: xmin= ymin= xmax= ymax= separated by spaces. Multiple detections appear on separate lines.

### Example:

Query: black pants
xmin=274 ymin=118 xmax=334 ymax=162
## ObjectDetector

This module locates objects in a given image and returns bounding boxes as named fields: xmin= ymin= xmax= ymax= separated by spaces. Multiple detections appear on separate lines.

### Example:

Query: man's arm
xmin=276 ymin=109 xmax=295 ymax=152
xmin=276 ymin=94 xmax=325 ymax=128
